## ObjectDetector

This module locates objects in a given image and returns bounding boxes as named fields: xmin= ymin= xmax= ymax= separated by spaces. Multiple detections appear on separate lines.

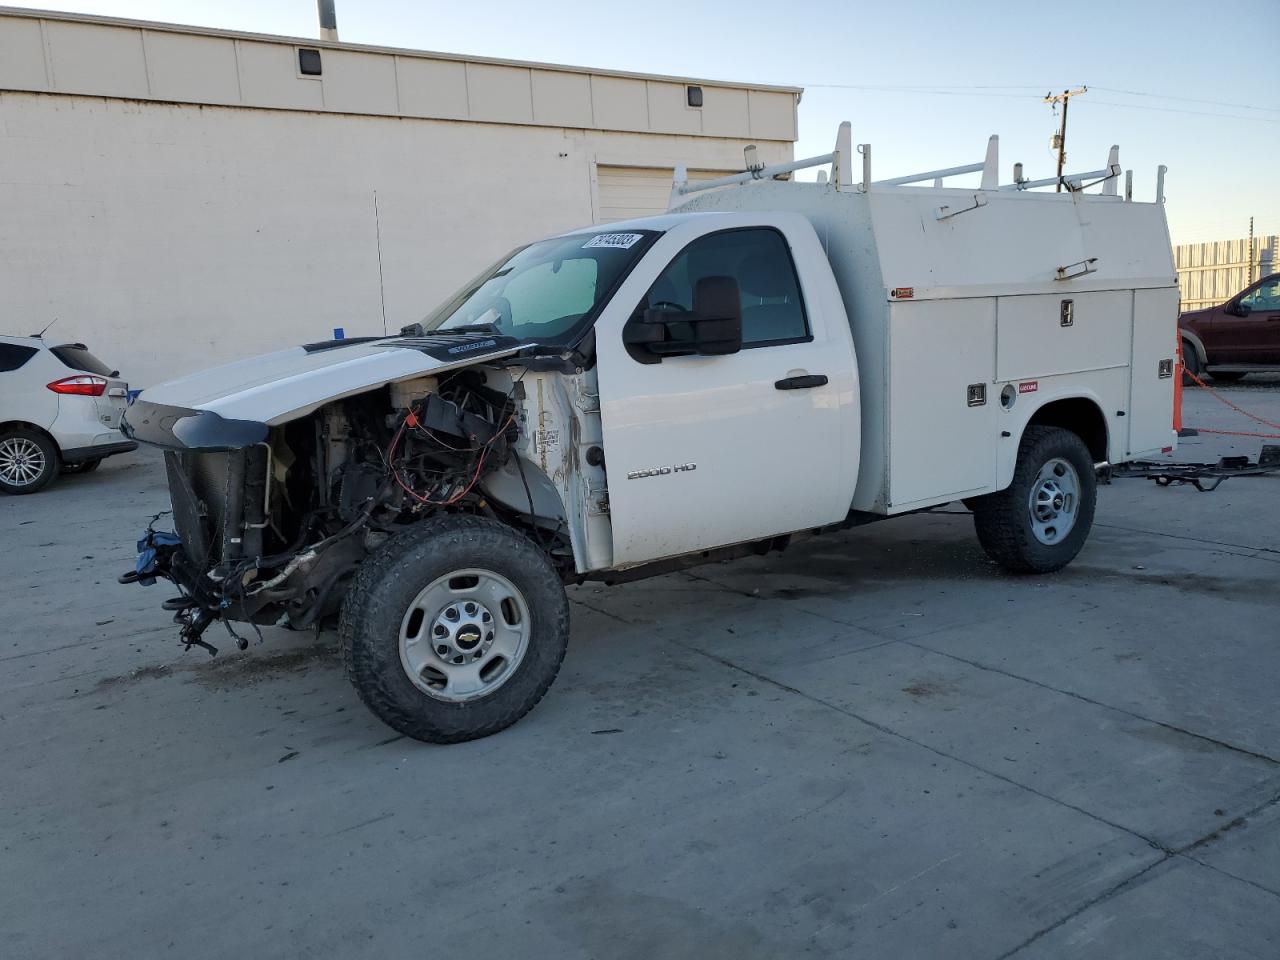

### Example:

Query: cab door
xmin=1233 ymin=276 xmax=1280 ymax=362
xmin=595 ymin=215 xmax=860 ymax=567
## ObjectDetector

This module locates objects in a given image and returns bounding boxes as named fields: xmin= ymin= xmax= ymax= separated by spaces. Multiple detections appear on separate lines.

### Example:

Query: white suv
xmin=0 ymin=335 xmax=136 ymax=494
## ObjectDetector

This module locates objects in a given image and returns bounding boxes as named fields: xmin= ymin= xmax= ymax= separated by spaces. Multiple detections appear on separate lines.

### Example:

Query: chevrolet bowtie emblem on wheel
xmin=626 ymin=462 xmax=697 ymax=480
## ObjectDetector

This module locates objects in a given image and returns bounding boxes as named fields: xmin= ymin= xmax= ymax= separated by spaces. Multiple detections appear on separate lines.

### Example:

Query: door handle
xmin=775 ymin=374 xmax=828 ymax=390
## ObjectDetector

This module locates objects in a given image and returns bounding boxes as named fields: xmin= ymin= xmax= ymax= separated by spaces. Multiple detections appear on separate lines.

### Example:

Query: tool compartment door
xmin=996 ymin=291 xmax=1131 ymax=382
xmin=885 ymin=298 xmax=996 ymax=508
xmin=1128 ymin=287 xmax=1178 ymax=456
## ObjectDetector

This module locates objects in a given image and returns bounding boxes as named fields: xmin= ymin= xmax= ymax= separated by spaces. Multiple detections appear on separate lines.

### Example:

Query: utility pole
xmin=1248 ymin=216 xmax=1255 ymax=284
xmin=1043 ymin=87 xmax=1087 ymax=192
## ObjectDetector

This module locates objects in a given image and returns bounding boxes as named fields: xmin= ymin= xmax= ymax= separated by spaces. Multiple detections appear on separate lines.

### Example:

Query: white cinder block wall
xmin=0 ymin=9 xmax=798 ymax=385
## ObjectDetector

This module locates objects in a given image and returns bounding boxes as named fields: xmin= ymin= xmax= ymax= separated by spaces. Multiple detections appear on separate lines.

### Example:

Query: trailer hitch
xmin=1103 ymin=445 xmax=1280 ymax=491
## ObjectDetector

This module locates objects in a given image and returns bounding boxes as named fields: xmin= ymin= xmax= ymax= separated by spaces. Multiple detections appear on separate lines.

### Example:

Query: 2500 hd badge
xmin=627 ymin=462 xmax=697 ymax=480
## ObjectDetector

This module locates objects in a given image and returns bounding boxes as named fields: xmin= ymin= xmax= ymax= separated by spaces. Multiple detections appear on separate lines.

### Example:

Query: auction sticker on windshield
xmin=583 ymin=233 xmax=643 ymax=250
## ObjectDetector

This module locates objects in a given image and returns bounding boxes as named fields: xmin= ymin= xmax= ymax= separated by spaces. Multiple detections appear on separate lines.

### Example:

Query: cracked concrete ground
xmin=2 ymin=382 xmax=1278 ymax=958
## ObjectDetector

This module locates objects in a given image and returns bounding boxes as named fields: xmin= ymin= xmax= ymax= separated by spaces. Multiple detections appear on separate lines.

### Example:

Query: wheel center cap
xmin=429 ymin=600 xmax=496 ymax=666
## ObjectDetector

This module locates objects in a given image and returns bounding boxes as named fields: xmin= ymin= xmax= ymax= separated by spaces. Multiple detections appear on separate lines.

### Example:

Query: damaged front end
xmin=120 ymin=345 xmax=538 ymax=656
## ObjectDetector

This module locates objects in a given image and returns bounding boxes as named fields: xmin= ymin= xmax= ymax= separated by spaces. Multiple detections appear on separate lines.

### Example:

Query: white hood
xmin=138 ymin=337 xmax=524 ymax=425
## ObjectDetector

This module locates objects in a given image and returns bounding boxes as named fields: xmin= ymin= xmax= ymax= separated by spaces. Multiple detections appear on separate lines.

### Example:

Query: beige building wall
xmin=0 ymin=10 xmax=799 ymax=385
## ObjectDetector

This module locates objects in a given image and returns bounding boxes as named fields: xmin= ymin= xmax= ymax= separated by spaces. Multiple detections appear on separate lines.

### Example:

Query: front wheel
xmin=340 ymin=515 xmax=570 ymax=743
xmin=972 ymin=426 xmax=1097 ymax=574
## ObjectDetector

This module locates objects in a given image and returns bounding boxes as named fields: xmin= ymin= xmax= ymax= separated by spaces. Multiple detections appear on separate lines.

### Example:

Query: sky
xmin=19 ymin=0 xmax=1279 ymax=245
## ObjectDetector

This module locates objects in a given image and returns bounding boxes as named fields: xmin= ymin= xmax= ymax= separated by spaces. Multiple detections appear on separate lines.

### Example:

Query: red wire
xmin=1184 ymin=369 xmax=1280 ymax=431
xmin=388 ymin=407 xmax=516 ymax=506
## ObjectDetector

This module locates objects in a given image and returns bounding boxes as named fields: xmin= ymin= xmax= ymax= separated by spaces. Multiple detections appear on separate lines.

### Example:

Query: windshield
xmin=422 ymin=230 xmax=658 ymax=345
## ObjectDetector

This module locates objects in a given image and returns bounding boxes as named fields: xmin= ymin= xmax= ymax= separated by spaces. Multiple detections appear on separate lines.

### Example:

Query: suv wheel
xmin=972 ymin=426 xmax=1097 ymax=574
xmin=0 ymin=429 xmax=60 ymax=495
xmin=340 ymin=515 xmax=570 ymax=743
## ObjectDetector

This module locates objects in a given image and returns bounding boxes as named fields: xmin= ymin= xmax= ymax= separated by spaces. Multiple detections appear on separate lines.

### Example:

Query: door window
xmin=639 ymin=228 xmax=809 ymax=348
xmin=1240 ymin=279 xmax=1280 ymax=312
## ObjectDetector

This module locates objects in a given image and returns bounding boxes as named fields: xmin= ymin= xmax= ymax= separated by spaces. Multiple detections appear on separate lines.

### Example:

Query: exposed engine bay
xmin=131 ymin=364 xmax=577 ymax=654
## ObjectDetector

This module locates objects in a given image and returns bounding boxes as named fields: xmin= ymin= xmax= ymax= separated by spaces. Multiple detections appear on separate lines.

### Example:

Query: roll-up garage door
xmin=594 ymin=165 xmax=737 ymax=223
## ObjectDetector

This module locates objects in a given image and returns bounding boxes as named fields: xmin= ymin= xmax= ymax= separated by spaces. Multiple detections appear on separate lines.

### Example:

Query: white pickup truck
xmin=121 ymin=124 xmax=1178 ymax=742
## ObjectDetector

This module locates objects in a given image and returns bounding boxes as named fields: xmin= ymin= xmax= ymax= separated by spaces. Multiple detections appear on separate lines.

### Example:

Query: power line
xmin=803 ymin=83 xmax=1047 ymax=91
xmin=798 ymin=83 xmax=1277 ymax=123
xmin=1089 ymin=85 xmax=1279 ymax=114
xmin=802 ymin=84 xmax=1039 ymax=99
xmin=1085 ymin=98 xmax=1279 ymax=123
xmin=802 ymin=81 xmax=1276 ymax=116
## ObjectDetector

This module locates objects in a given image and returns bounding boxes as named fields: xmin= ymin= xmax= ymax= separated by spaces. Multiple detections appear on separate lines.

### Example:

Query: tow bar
xmin=1103 ymin=444 xmax=1280 ymax=492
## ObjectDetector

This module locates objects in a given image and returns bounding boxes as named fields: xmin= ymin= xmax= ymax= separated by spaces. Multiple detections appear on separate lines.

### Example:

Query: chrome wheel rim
xmin=0 ymin=437 xmax=46 ymax=487
xmin=1028 ymin=457 xmax=1079 ymax=545
xmin=398 ymin=568 xmax=531 ymax=703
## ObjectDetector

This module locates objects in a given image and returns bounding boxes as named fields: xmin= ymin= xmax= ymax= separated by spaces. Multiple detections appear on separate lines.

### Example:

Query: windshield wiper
xmin=443 ymin=322 xmax=501 ymax=334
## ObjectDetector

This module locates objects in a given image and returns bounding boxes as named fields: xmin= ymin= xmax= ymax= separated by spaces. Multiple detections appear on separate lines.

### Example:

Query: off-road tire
xmin=0 ymin=428 xmax=60 ymax=495
xmin=972 ymin=426 xmax=1096 ymax=575
xmin=1181 ymin=340 xmax=1202 ymax=385
xmin=339 ymin=515 xmax=570 ymax=743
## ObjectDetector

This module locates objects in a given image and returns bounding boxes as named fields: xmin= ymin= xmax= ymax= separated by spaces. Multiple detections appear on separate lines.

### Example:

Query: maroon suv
xmin=1180 ymin=273 xmax=1280 ymax=382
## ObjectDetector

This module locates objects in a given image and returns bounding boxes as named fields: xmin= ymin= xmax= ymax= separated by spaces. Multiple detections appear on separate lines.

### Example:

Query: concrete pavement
xmin=2 ymin=381 xmax=1278 ymax=958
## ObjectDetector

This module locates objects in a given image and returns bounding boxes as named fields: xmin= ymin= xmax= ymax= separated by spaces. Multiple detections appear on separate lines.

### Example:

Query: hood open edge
xmin=124 ymin=339 xmax=528 ymax=449
xmin=133 ymin=337 xmax=527 ymax=425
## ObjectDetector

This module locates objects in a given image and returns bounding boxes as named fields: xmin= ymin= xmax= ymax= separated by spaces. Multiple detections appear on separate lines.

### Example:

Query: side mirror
xmin=1234 ymin=301 xmax=1253 ymax=317
xmin=622 ymin=276 xmax=743 ymax=363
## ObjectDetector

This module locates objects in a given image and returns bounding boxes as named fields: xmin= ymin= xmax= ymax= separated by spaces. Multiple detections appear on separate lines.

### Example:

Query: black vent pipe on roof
xmin=317 ymin=0 xmax=338 ymax=41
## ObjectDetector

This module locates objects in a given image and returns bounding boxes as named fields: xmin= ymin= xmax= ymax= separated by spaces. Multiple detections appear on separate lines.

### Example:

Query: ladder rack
xmin=669 ymin=121 xmax=1166 ymax=208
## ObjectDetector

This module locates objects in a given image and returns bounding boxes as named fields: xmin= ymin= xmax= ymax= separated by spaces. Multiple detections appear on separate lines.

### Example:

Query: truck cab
xmin=592 ymin=211 xmax=859 ymax=566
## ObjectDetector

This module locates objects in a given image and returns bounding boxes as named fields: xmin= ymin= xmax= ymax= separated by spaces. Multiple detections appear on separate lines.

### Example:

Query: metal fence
xmin=1175 ymin=236 xmax=1279 ymax=311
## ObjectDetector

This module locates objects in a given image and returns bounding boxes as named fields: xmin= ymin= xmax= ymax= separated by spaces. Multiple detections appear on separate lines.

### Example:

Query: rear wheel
xmin=972 ymin=426 xmax=1097 ymax=574
xmin=340 ymin=515 xmax=570 ymax=743
xmin=0 ymin=429 xmax=59 ymax=495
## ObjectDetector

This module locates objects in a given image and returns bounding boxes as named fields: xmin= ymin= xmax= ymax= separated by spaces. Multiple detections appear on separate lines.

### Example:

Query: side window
xmin=640 ymin=228 xmax=809 ymax=347
xmin=1240 ymin=280 xmax=1280 ymax=312
xmin=0 ymin=344 xmax=38 ymax=373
